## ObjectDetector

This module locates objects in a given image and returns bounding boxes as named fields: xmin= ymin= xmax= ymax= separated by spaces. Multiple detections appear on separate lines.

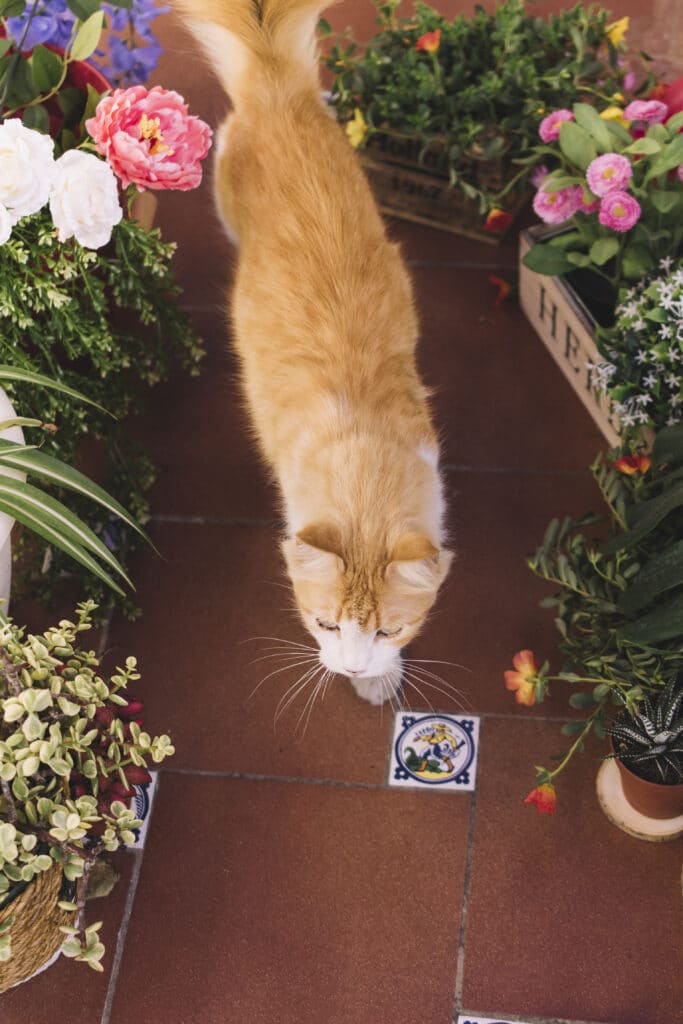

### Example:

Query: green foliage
xmin=0 ymin=209 xmax=204 ymax=620
xmin=0 ymin=601 xmax=174 ymax=969
xmin=606 ymin=679 xmax=683 ymax=783
xmin=526 ymin=430 xmax=683 ymax=788
xmin=323 ymin=0 xmax=630 ymax=208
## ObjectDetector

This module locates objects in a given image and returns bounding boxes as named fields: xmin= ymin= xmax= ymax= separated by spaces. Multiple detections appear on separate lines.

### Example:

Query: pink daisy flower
xmin=623 ymin=99 xmax=668 ymax=124
xmin=578 ymin=191 xmax=600 ymax=215
xmin=677 ymin=165 xmax=683 ymax=182
xmin=530 ymin=164 xmax=549 ymax=188
xmin=598 ymin=191 xmax=641 ymax=231
xmin=538 ymin=109 xmax=574 ymax=143
xmin=533 ymin=185 xmax=582 ymax=225
xmin=586 ymin=153 xmax=633 ymax=197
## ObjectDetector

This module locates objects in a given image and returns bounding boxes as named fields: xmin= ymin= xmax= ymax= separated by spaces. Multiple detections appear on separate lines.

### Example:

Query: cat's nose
xmin=344 ymin=667 xmax=362 ymax=676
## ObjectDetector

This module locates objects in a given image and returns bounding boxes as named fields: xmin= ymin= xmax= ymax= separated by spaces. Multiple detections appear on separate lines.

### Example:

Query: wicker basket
xmin=0 ymin=862 xmax=74 ymax=993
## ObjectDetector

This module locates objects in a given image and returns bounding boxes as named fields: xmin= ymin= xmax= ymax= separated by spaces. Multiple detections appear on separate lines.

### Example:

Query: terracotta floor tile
xmin=129 ymin=312 xmax=278 ymax=520
xmin=407 ymin=467 xmax=606 ymax=718
xmin=1 ymin=851 xmax=134 ymax=1024
xmin=109 ymin=774 xmax=470 ymax=1024
xmin=108 ymin=522 xmax=397 ymax=782
xmin=413 ymin=264 xmax=605 ymax=472
xmin=461 ymin=717 xmax=682 ymax=1024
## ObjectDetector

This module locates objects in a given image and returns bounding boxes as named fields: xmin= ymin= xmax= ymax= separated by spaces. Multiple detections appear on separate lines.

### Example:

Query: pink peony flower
xmin=538 ymin=109 xmax=575 ymax=143
xmin=586 ymin=153 xmax=633 ymax=197
xmin=623 ymin=99 xmax=668 ymax=124
xmin=86 ymin=85 xmax=213 ymax=192
xmin=530 ymin=164 xmax=549 ymax=188
xmin=533 ymin=184 xmax=582 ymax=225
xmin=577 ymin=190 xmax=600 ymax=215
xmin=598 ymin=191 xmax=641 ymax=231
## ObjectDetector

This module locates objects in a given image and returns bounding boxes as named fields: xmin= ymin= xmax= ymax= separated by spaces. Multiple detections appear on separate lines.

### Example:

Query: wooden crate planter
xmin=519 ymin=226 xmax=622 ymax=447
xmin=359 ymin=131 xmax=528 ymax=243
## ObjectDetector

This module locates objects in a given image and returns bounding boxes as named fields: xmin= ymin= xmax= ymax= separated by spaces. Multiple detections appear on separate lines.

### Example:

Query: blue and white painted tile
xmin=388 ymin=712 xmax=481 ymax=791
xmin=127 ymin=771 xmax=159 ymax=849
xmin=457 ymin=1016 xmax=533 ymax=1024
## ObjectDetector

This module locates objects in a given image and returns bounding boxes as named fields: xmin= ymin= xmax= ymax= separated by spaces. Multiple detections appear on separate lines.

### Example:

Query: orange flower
xmin=524 ymin=782 xmax=557 ymax=815
xmin=489 ymin=274 xmax=511 ymax=306
xmin=483 ymin=208 xmax=513 ymax=233
xmin=614 ymin=453 xmax=652 ymax=475
xmin=416 ymin=28 xmax=441 ymax=53
xmin=504 ymin=649 xmax=538 ymax=707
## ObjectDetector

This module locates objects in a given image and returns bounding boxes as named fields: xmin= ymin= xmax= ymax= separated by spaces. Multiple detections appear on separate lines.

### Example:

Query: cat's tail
xmin=172 ymin=0 xmax=334 ymax=104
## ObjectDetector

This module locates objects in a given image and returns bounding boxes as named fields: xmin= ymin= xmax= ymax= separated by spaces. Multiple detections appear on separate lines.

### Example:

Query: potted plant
xmin=322 ymin=0 xmax=633 ymax=240
xmin=504 ymin=424 xmax=683 ymax=838
xmin=597 ymin=680 xmax=683 ymax=838
xmin=519 ymin=90 xmax=683 ymax=443
xmin=0 ymin=600 xmax=174 ymax=989
xmin=0 ymin=1 xmax=212 ymax=621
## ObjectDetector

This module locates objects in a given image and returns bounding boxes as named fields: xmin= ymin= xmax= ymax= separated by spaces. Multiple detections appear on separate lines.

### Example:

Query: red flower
xmin=483 ymin=208 xmax=513 ymax=233
xmin=416 ymin=28 xmax=441 ymax=53
xmin=504 ymin=650 xmax=539 ymax=707
xmin=614 ymin=453 xmax=651 ymax=475
xmin=489 ymin=275 xmax=511 ymax=306
xmin=524 ymin=782 xmax=557 ymax=815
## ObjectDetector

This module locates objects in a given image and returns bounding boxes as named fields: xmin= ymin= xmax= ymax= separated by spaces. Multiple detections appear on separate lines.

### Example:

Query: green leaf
xmin=569 ymin=692 xmax=596 ymax=709
xmin=650 ymin=191 xmax=681 ymax=214
xmin=69 ymin=11 xmax=104 ymax=63
xmin=618 ymin=540 xmax=683 ymax=614
xmin=652 ymin=423 xmax=683 ymax=466
xmin=559 ymin=121 xmax=597 ymax=170
xmin=665 ymin=111 xmax=683 ymax=135
xmin=623 ymin=136 xmax=662 ymax=156
xmin=0 ymin=440 xmax=152 ymax=548
xmin=593 ymin=683 xmax=611 ymax=700
xmin=621 ymin=244 xmax=653 ymax=279
xmin=0 ymin=478 xmax=130 ymax=595
xmin=0 ymin=1 xmax=25 ymax=19
xmin=590 ymin=237 xmax=620 ymax=266
xmin=66 ymin=0 xmax=103 ymax=18
xmin=618 ymin=589 xmax=683 ymax=644
xmin=573 ymin=102 xmax=613 ymax=151
xmin=522 ymin=243 xmax=574 ymax=276
xmin=645 ymin=133 xmax=683 ymax=183
xmin=566 ymin=252 xmax=591 ymax=268
xmin=318 ymin=17 xmax=333 ymax=36
xmin=0 ymin=366 xmax=110 ymax=416
xmin=21 ymin=105 xmax=50 ymax=133
xmin=30 ymin=45 xmax=64 ymax=93
xmin=604 ymin=480 xmax=683 ymax=552
xmin=542 ymin=175 xmax=583 ymax=192
xmin=561 ymin=721 xmax=586 ymax=736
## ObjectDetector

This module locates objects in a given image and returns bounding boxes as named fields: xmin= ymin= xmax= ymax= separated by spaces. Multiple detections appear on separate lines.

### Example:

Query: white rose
xmin=49 ymin=150 xmax=122 ymax=250
xmin=0 ymin=119 xmax=54 ymax=223
xmin=0 ymin=203 xmax=13 ymax=245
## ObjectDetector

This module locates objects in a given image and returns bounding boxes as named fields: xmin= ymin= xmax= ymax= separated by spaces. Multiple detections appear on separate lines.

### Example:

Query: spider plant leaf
xmin=617 ymin=540 xmax=683 ymax=615
xmin=0 ymin=440 xmax=153 ymax=549
xmin=0 ymin=418 xmax=45 ymax=432
xmin=618 ymin=590 xmax=683 ymax=644
xmin=0 ymin=366 xmax=112 ymax=418
xmin=0 ymin=478 xmax=132 ymax=592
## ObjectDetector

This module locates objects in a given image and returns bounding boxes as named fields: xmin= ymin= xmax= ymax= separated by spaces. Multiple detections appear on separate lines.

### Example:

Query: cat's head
xmin=282 ymin=523 xmax=453 ymax=680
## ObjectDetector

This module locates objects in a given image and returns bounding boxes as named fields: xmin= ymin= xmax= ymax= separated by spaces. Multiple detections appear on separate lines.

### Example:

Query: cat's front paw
xmin=350 ymin=673 xmax=402 ymax=706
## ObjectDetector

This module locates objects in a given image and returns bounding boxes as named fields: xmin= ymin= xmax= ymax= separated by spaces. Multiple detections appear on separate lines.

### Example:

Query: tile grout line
xmin=458 ymin=1010 xmax=617 ymax=1024
xmin=99 ymin=847 xmax=146 ymax=1024
xmin=451 ymin=718 xmax=482 ymax=1018
xmin=150 ymin=514 xmax=282 ymax=527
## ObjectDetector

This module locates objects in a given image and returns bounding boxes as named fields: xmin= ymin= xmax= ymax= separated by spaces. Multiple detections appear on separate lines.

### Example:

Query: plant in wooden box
xmin=0 ymin=2 xmax=212 ymax=621
xmin=589 ymin=258 xmax=683 ymax=435
xmin=0 ymin=601 xmax=174 ymax=988
xmin=504 ymin=424 xmax=683 ymax=838
xmin=322 ymin=0 xmax=633 ymax=239
xmin=521 ymin=100 xmax=683 ymax=318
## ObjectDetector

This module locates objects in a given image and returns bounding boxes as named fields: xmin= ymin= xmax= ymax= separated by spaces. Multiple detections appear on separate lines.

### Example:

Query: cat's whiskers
xmin=275 ymin=661 xmax=324 ymax=726
xmin=404 ymin=657 xmax=472 ymax=674
xmin=241 ymin=635 xmax=316 ymax=651
xmin=296 ymin=664 xmax=329 ymax=739
xmin=401 ymin=671 xmax=435 ymax=712
xmin=401 ymin=665 xmax=470 ymax=711
xmin=247 ymin=655 xmax=320 ymax=703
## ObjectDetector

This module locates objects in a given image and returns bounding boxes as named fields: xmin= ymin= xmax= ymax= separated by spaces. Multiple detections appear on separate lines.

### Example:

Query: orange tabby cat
xmin=174 ymin=0 xmax=452 ymax=705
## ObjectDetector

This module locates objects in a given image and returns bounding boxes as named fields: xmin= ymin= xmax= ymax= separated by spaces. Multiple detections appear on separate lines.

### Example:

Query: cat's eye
xmin=376 ymin=626 xmax=402 ymax=638
xmin=316 ymin=618 xmax=340 ymax=631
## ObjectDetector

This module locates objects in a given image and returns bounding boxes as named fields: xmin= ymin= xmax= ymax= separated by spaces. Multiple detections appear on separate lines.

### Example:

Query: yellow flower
xmin=599 ymin=105 xmax=631 ymax=129
xmin=606 ymin=16 xmax=629 ymax=47
xmin=345 ymin=108 xmax=368 ymax=149
xmin=612 ymin=92 xmax=625 ymax=103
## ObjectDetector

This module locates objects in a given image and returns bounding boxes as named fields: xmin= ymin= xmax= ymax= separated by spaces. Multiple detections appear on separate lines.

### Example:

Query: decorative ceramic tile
xmin=127 ymin=771 xmax=159 ymax=849
xmin=457 ymin=1016 xmax=532 ymax=1024
xmin=389 ymin=713 xmax=481 ymax=791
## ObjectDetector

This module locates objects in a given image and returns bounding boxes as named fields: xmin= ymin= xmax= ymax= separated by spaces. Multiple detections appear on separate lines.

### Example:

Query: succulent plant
xmin=606 ymin=680 xmax=683 ymax=785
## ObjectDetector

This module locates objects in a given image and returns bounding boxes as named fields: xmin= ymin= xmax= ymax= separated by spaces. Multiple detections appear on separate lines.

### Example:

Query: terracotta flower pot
xmin=613 ymin=752 xmax=683 ymax=820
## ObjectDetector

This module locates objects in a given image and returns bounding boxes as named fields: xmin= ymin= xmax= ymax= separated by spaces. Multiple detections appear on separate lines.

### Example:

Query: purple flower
xmin=586 ymin=153 xmax=633 ymax=197
xmin=623 ymin=71 xmax=637 ymax=92
xmin=623 ymin=99 xmax=668 ymax=124
xmin=539 ymin=109 xmax=575 ymax=143
xmin=533 ymin=185 xmax=583 ymax=225
xmin=7 ymin=1 xmax=75 ymax=51
xmin=599 ymin=191 xmax=641 ymax=231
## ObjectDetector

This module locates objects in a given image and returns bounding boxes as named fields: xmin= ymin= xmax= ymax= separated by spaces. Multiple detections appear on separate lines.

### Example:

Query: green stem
xmin=547 ymin=701 xmax=607 ymax=782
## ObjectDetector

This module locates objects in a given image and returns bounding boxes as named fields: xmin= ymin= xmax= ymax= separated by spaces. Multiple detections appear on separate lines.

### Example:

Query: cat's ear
xmin=282 ymin=523 xmax=344 ymax=581
xmin=385 ymin=532 xmax=453 ymax=592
